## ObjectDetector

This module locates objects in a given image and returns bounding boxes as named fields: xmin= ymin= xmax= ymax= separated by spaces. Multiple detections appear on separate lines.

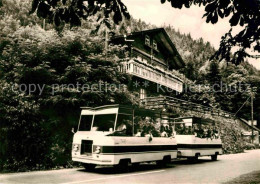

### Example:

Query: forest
xmin=0 ymin=0 xmax=260 ymax=172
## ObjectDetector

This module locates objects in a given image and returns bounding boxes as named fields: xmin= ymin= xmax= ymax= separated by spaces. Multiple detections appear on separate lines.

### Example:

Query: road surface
xmin=1 ymin=150 xmax=260 ymax=184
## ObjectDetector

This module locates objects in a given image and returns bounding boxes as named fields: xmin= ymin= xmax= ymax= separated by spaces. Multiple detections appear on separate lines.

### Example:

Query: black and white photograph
xmin=0 ymin=0 xmax=260 ymax=183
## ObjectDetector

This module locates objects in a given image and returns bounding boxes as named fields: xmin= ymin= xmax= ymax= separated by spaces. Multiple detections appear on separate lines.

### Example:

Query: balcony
xmin=119 ymin=58 xmax=183 ymax=93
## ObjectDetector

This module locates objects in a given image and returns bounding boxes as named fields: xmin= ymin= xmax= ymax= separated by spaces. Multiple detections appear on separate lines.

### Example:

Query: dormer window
xmin=145 ymin=35 xmax=150 ymax=46
xmin=153 ymin=40 xmax=157 ymax=50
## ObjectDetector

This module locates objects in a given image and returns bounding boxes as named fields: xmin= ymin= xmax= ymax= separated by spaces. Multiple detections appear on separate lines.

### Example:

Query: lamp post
xmin=251 ymin=91 xmax=254 ymax=143
xmin=251 ymin=87 xmax=257 ymax=143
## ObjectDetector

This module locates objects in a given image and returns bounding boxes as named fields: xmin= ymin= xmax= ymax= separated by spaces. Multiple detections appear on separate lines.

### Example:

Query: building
xmin=237 ymin=118 xmax=260 ymax=145
xmin=110 ymin=28 xmax=185 ymax=99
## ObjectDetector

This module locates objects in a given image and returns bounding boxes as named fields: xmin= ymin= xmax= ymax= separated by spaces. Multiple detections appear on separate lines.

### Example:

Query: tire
xmin=187 ymin=154 xmax=199 ymax=162
xmin=156 ymin=160 xmax=166 ymax=167
xmin=115 ymin=159 xmax=130 ymax=172
xmin=82 ymin=163 xmax=96 ymax=171
xmin=156 ymin=156 xmax=171 ymax=167
xmin=211 ymin=155 xmax=218 ymax=161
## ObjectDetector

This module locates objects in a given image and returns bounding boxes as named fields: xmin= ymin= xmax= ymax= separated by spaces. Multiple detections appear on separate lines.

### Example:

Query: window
xmin=140 ymin=88 xmax=146 ymax=100
xmin=79 ymin=115 xmax=93 ymax=131
xmin=153 ymin=40 xmax=157 ymax=50
xmin=92 ymin=114 xmax=116 ymax=131
xmin=145 ymin=35 xmax=150 ymax=46
xmin=134 ymin=65 xmax=137 ymax=73
xmin=134 ymin=115 xmax=160 ymax=137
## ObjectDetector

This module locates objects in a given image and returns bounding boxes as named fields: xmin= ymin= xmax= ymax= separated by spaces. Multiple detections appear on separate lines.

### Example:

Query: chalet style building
xmin=110 ymin=28 xmax=185 ymax=99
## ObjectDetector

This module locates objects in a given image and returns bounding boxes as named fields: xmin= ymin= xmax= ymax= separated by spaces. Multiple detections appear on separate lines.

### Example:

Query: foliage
xmin=30 ymin=0 xmax=130 ymax=29
xmin=243 ymin=142 xmax=256 ymax=150
xmin=0 ymin=20 xmax=135 ymax=171
xmin=0 ymin=0 xmax=41 ymax=27
xmin=0 ymin=81 xmax=49 ymax=171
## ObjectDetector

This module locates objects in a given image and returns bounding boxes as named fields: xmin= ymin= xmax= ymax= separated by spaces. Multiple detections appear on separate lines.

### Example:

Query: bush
xmin=0 ymin=26 xmax=135 ymax=172
xmin=243 ymin=142 xmax=256 ymax=150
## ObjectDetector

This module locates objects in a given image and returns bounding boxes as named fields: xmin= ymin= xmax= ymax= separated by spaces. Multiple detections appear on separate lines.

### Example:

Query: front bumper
xmin=72 ymin=154 xmax=114 ymax=165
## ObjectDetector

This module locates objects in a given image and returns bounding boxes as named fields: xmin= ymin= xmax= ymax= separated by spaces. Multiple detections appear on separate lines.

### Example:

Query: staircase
xmin=140 ymin=96 xmax=235 ymax=118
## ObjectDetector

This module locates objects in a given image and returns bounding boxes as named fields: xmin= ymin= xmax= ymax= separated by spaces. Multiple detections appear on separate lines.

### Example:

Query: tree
xmin=207 ymin=61 xmax=221 ymax=85
xmin=0 ymin=21 xmax=136 ymax=171
xmin=30 ymin=0 xmax=130 ymax=28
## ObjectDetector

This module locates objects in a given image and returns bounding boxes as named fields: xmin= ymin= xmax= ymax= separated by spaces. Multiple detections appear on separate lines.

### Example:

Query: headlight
xmin=95 ymin=146 xmax=101 ymax=154
xmin=73 ymin=144 xmax=79 ymax=152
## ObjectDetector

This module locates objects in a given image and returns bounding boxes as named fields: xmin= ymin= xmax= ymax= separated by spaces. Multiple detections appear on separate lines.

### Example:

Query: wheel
xmin=156 ymin=160 xmax=166 ymax=167
xmin=187 ymin=154 xmax=199 ymax=162
xmin=82 ymin=163 xmax=96 ymax=171
xmin=211 ymin=155 xmax=218 ymax=161
xmin=156 ymin=156 xmax=171 ymax=167
xmin=115 ymin=159 xmax=130 ymax=172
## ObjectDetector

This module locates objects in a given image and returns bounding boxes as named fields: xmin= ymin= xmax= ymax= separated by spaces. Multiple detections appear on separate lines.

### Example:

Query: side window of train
xmin=175 ymin=123 xmax=194 ymax=135
xmin=116 ymin=114 xmax=133 ymax=136
xmin=134 ymin=116 xmax=160 ymax=137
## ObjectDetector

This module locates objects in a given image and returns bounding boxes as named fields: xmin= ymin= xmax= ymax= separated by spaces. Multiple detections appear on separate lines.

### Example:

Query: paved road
xmin=1 ymin=150 xmax=260 ymax=184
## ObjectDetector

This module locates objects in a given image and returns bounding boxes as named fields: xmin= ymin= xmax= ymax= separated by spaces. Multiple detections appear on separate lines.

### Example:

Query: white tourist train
xmin=71 ymin=105 xmax=178 ymax=170
xmin=72 ymin=105 xmax=223 ymax=170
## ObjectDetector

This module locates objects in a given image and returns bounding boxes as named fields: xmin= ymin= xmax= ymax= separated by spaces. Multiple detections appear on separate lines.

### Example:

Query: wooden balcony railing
xmin=119 ymin=59 xmax=183 ymax=93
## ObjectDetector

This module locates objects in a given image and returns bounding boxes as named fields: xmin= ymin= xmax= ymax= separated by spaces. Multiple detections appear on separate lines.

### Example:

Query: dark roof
xmin=111 ymin=28 xmax=185 ymax=68
xmin=81 ymin=104 xmax=173 ymax=117
xmin=238 ymin=118 xmax=260 ymax=132
xmin=174 ymin=116 xmax=215 ymax=125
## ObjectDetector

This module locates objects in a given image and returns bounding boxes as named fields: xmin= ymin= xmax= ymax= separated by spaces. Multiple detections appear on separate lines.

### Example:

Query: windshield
xmin=79 ymin=115 xmax=93 ymax=131
xmin=92 ymin=114 xmax=116 ymax=131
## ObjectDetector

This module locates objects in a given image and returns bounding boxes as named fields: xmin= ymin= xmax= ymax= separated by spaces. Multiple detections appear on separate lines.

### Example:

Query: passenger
xmin=145 ymin=130 xmax=153 ymax=142
xmin=202 ymin=125 xmax=208 ymax=138
xmin=171 ymin=130 xmax=176 ymax=137
xmin=212 ymin=127 xmax=219 ymax=139
xmin=194 ymin=124 xmax=199 ymax=137
xmin=195 ymin=124 xmax=203 ymax=138
xmin=161 ymin=131 xmax=168 ymax=137
xmin=165 ymin=125 xmax=172 ymax=137
xmin=187 ymin=126 xmax=193 ymax=135
xmin=207 ymin=127 xmax=212 ymax=139
xmin=180 ymin=123 xmax=186 ymax=135
xmin=175 ymin=124 xmax=181 ymax=135
xmin=209 ymin=127 xmax=214 ymax=140
xmin=135 ymin=129 xmax=142 ymax=137
xmin=141 ymin=125 xmax=148 ymax=137
xmin=117 ymin=123 xmax=126 ymax=131
xmin=92 ymin=127 xmax=98 ymax=131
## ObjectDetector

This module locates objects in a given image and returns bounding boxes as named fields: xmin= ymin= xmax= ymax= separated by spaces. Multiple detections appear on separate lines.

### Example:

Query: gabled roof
xmin=238 ymin=118 xmax=260 ymax=132
xmin=111 ymin=28 xmax=185 ymax=69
